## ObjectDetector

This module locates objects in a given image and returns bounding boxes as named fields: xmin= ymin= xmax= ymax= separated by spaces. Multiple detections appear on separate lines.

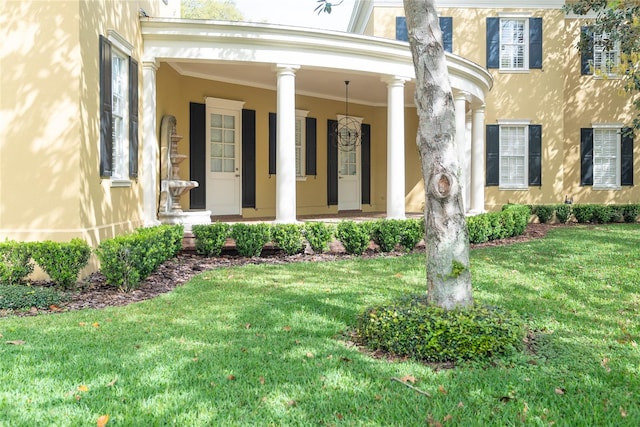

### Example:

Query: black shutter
xmin=486 ymin=17 xmax=500 ymax=69
xmin=242 ymin=109 xmax=256 ymax=208
xmin=529 ymin=17 xmax=543 ymax=69
xmin=580 ymin=128 xmax=594 ymax=186
xmin=528 ymin=125 xmax=542 ymax=186
xmin=396 ymin=16 xmax=408 ymax=41
xmin=486 ymin=124 xmax=500 ymax=186
xmin=268 ymin=112 xmax=276 ymax=175
xmin=99 ymin=35 xmax=113 ymax=177
xmin=327 ymin=120 xmax=338 ymax=205
xmin=128 ymin=57 xmax=139 ymax=179
xmin=621 ymin=127 xmax=634 ymax=186
xmin=305 ymin=117 xmax=317 ymax=176
xmin=361 ymin=123 xmax=371 ymax=205
xmin=440 ymin=17 xmax=453 ymax=53
xmin=189 ymin=102 xmax=206 ymax=209
xmin=580 ymin=26 xmax=594 ymax=75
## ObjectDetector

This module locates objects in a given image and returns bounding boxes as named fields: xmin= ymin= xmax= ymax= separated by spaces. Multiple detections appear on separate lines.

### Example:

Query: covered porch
xmin=140 ymin=18 xmax=492 ymax=226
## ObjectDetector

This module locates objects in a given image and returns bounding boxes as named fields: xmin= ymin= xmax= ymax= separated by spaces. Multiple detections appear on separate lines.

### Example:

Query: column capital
xmin=381 ymin=75 xmax=410 ymax=87
xmin=142 ymin=58 xmax=159 ymax=71
xmin=454 ymin=91 xmax=469 ymax=102
xmin=274 ymin=64 xmax=300 ymax=75
xmin=473 ymin=104 xmax=486 ymax=114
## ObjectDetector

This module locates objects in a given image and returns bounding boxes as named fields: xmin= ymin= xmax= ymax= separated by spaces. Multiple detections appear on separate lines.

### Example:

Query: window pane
xmin=211 ymin=142 xmax=222 ymax=157
xmin=211 ymin=114 xmax=222 ymax=128
xmin=224 ymin=129 xmax=235 ymax=143
xmin=223 ymin=115 xmax=235 ymax=129
xmin=593 ymin=128 xmax=619 ymax=186
xmin=223 ymin=159 xmax=234 ymax=172
xmin=211 ymin=158 xmax=222 ymax=172
xmin=224 ymin=143 xmax=234 ymax=158
xmin=211 ymin=129 xmax=222 ymax=143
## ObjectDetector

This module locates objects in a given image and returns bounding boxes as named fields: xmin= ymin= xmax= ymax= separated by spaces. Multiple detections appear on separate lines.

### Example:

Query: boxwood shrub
xmin=271 ymin=223 xmax=305 ymax=255
xmin=335 ymin=220 xmax=370 ymax=255
xmin=554 ymin=204 xmax=572 ymax=224
xmin=192 ymin=222 xmax=230 ymax=257
xmin=303 ymin=222 xmax=334 ymax=253
xmin=356 ymin=294 xmax=525 ymax=363
xmin=230 ymin=223 xmax=271 ymax=257
xmin=370 ymin=219 xmax=402 ymax=252
xmin=0 ymin=241 xmax=34 ymax=286
xmin=31 ymin=239 xmax=90 ymax=289
xmin=398 ymin=218 xmax=424 ymax=251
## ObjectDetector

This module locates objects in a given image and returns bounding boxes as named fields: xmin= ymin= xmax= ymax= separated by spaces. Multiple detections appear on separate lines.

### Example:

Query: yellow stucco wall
xmin=362 ymin=5 xmax=639 ymax=211
xmin=0 ymin=0 xmax=156 ymax=248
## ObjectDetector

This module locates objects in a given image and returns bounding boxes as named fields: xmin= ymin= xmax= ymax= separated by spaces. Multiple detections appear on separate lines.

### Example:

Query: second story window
xmin=581 ymin=28 xmax=621 ymax=77
xmin=487 ymin=16 xmax=543 ymax=71
xmin=500 ymin=19 xmax=527 ymax=70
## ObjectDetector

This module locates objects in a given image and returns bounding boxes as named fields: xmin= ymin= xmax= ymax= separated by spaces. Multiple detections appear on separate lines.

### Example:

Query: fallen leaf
xmin=78 ymin=385 xmax=89 ymax=392
xmin=443 ymin=414 xmax=453 ymax=422
xmin=79 ymin=322 xmax=87 ymax=327
xmin=227 ymin=375 xmax=236 ymax=381
xmin=259 ymin=376 xmax=265 ymax=385
xmin=6 ymin=340 xmax=25 ymax=346
xmin=306 ymin=352 xmax=314 ymax=358
xmin=96 ymin=414 xmax=110 ymax=427
xmin=394 ymin=273 xmax=403 ymax=278
xmin=400 ymin=375 xmax=416 ymax=384
xmin=620 ymin=406 xmax=627 ymax=417
xmin=286 ymin=400 xmax=297 ymax=407
xmin=374 ymin=394 xmax=382 ymax=401
xmin=336 ymin=413 xmax=344 ymax=420
xmin=49 ymin=305 xmax=61 ymax=311
xmin=192 ymin=357 xmax=198 ymax=362
xmin=438 ymin=385 xmax=448 ymax=395
xmin=245 ymin=323 xmax=251 ymax=329
xmin=106 ymin=378 xmax=117 ymax=387
xmin=92 ymin=322 xmax=100 ymax=328
xmin=600 ymin=357 xmax=611 ymax=372
xmin=457 ymin=401 xmax=464 ymax=408
xmin=554 ymin=388 xmax=565 ymax=395
xmin=283 ymin=325 xmax=291 ymax=331
xmin=75 ymin=395 xmax=81 ymax=401
xmin=227 ymin=274 xmax=234 ymax=279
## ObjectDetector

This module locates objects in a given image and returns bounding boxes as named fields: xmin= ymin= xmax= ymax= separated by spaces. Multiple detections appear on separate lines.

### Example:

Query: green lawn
xmin=1 ymin=224 xmax=639 ymax=426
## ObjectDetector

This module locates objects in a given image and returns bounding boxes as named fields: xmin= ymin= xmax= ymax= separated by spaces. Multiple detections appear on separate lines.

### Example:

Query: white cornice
xmin=142 ymin=19 xmax=493 ymax=105
xmin=369 ymin=0 xmax=565 ymax=7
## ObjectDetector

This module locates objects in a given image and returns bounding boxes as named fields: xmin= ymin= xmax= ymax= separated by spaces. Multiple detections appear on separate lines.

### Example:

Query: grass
xmin=1 ymin=224 xmax=639 ymax=426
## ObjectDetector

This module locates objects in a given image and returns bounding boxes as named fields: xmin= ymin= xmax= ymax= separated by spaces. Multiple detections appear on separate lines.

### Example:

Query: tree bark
xmin=403 ymin=0 xmax=473 ymax=309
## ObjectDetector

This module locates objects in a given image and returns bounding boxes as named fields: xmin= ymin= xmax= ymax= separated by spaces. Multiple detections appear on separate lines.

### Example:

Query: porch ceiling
xmin=166 ymin=60 xmax=416 ymax=108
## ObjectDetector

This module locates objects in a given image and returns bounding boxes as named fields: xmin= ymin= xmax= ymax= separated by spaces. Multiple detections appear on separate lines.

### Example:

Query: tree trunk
xmin=403 ymin=0 xmax=473 ymax=309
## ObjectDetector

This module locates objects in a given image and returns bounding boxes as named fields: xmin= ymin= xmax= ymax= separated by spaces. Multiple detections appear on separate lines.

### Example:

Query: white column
xmin=454 ymin=92 xmax=468 ymax=213
xmin=470 ymin=105 xmax=486 ymax=214
xmin=383 ymin=76 xmax=408 ymax=219
xmin=142 ymin=59 xmax=160 ymax=226
xmin=274 ymin=64 xmax=299 ymax=223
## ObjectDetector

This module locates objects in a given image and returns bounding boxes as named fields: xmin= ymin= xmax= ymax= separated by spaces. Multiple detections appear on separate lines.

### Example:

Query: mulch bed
xmin=3 ymin=223 xmax=553 ymax=317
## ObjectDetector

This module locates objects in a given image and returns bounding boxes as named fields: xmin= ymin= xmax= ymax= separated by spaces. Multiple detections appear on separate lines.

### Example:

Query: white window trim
xmin=497 ymin=120 xmax=531 ymax=190
xmin=296 ymin=109 xmax=309 ymax=181
xmin=592 ymin=123 xmax=622 ymax=190
xmin=498 ymin=17 xmax=529 ymax=71
xmin=108 ymin=31 xmax=132 ymax=186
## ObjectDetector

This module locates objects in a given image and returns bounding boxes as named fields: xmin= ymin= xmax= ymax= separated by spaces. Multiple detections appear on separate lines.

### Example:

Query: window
xmin=593 ymin=32 xmax=620 ymax=76
xmin=486 ymin=123 xmax=542 ymax=188
xmin=295 ymin=110 xmax=309 ymax=178
xmin=111 ymin=49 xmax=129 ymax=180
xmin=486 ymin=17 xmax=542 ymax=70
xmin=580 ymin=27 xmax=621 ymax=76
xmin=99 ymin=32 xmax=138 ymax=182
xmin=395 ymin=16 xmax=453 ymax=53
xmin=581 ymin=125 xmax=634 ymax=188
xmin=500 ymin=19 xmax=527 ymax=70
xmin=499 ymin=125 xmax=528 ymax=188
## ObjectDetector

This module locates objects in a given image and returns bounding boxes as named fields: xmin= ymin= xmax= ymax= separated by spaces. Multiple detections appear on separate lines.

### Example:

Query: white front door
xmin=206 ymin=108 xmax=241 ymax=215
xmin=338 ymin=144 xmax=361 ymax=211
